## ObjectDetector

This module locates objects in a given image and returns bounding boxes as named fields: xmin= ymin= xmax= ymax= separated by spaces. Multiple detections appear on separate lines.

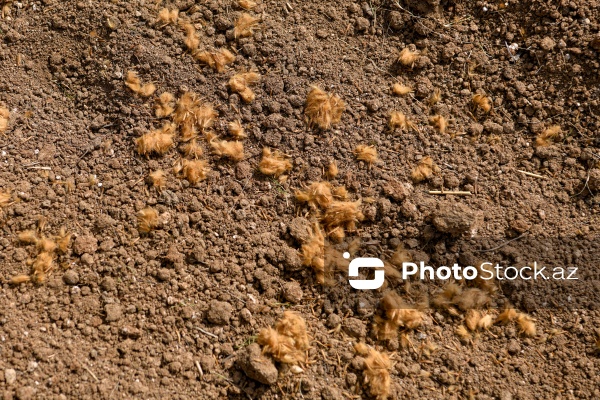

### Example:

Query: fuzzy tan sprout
xmin=228 ymin=71 xmax=260 ymax=103
xmin=195 ymin=49 xmax=236 ymax=73
xmin=354 ymin=145 xmax=378 ymax=164
xmin=496 ymin=308 xmax=518 ymax=324
xmin=210 ymin=139 xmax=245 ymax=161
xmin=296 ymin=181 xmax=333 ymax=209
xmin=326 ymin=161 xmax=338 ymax=179
xmin=194 ymin=104 xmax=218 ymax=132
xmin=135 ymin=123 xmax=175 ymax=156
xmin=54 ymin=228 xmax=71 ymax=254
xmin=516 ymin=313 xmax=536 ymax=337
xmin=234 ymin=13 xmax=259 ymax=39
xmin=380 ymin=292 xmax=424 ymax=330
xmin=411 ymin=156 xmax=440 ymax=183
xmin=183 ymin=23 xmax=200 ymax=52
xmin=398 ymin=47 xmax=420 ymax=66
xmin=257 ymin=312 xmax=309 ymax=364
xmin=392 ymin=83 xmax=412 ymax=96
xmin=300 ymin=222 xmax=326 ymax=283
xmin=472 ymin=94 xmax=492 ymax=113
xmin=0 ymin=190 xmax=11 ymax=209
xmin=304 ymin=86 xmax=345 ymax=130
xmin=332 ymin=186 xmax=348 ymax=199
xmin=147 ymin=170 xmax=167 ymax=190
xmin=138 ymin=207 xmax=159 ymax=233
xmin=238 ymin=0 xmax=257 ymax=10
xmin=181 ymin=139 xmax=204 ymax=159
xmin=156 ymin=8 xmax=178 ymax=26
xmin=535 ymin=125 xmax=561 ymax=147
xmin=18 ymin=230 xmax=38 ymax=244
xmin=0 ymin=106 xmax=9 ymax=134
xmin=155 ymin=92 xmax=175 ymax=118
xmin=427 ymin=88 xmax=442 ymax=106
xmin=428 ymin=114 xmax=448 ymax=134
xmin=180 ymin=159 xmax=209 ymax=185
xmin=124 ymin=71 xmax=156 ymax=97
xmin=8 ymin=275 xmax=31 ymax=285
xmin=259 ymin=148 xmax=292 ymax=177
xmin=322 ymin=200 xmax=364 ymax=233
xmin=389 ymin=111 xmax=416 ymax=132
xmin=174 ymin=92 xmax=200 ymax=126
xmin=228 ymin=120 xmax=247 ymax=139
xmin=455 ymin=325 xmax=471 ymax=344
xmin=354 ymin=345 xmax=391 ymax=400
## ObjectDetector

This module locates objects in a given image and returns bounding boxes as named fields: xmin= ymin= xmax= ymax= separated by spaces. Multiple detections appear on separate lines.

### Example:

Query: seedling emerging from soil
xmin=195 ymin=49 xmax=236 ymax=73
xmin=180 ymin=159 xmax=209 ymax=184
xmin=147 ymin=170 xmax=167 ymax=190
xmin=389 ymin=111 xmax=416 ymax=132
xmin=398 ymin=46 xmax=420 ymax=67
xmin=326 ymin=161 xmax=338 ymax=179
xmin=234 ymin=13 xmax=259 ymax=39
xmin=472 ymin=94 xmax=492 ymax=113
xmin=228 ymin=71 xmax=261 ymax=103
xmin=296 ymin=181 xmax=333 ymax=209
xmin=135 ymin=123 xmax=175 ymax=156
xmin=355 ymin=145 xmax=378 ymax=165
xmin=138 ymin=207 xmax=159 ymax=233
xmin=155 ymin=92 xmax=175 ymax=118
xmin=124 ymin=71 xmax=156 ymax=97
xmin=210 ymin=139 xmax=245 ymax=161
xmin=183 ymin=23 xmax=200 ymax=52
xmin=181 ymin=139 xmax=203 ymax=158
xmin=304 ymin=87 xmax=345 ymax=130
xmin=238 ymin=0 xmax=257 ymax=10
xmin=156 ymin=8 xmax=178 ymax=26
xmin=392 ymin=83 xmax=412 ymax=96
xmin=322 ymin=200 xmax=364 ymax=235
xmin=411 ymin=156 xmax=440 ymax=183
xmin=228 ymin=120 xmax=247 ymax=139
xmin=257 ymin=311 xmax=309 ymax=364
xmin=259 ymin=148 xmax=292 ymax=177
xmin=300 ymin=222 xmax=326 ymax=283
xmin=427 ymin=88 xmax=441 ymax=106
xmin=535 ymin=125 xmax=561 ymax=147
xmin=354 ymin=343 xmax=391 ymax=400
xmin=428 ymin=115 xmax=448 ymax=134
xmin=0 ymin=106 xmax=9 ymax=134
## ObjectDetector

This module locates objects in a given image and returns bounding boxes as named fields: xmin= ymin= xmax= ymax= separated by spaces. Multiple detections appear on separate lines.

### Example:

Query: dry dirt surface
xmin=1 ymin=0 xmax=600 ymax=399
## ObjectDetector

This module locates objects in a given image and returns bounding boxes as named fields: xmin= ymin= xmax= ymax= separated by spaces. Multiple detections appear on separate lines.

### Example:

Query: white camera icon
xmin=345 ymin=252 xmax=385 ymax=290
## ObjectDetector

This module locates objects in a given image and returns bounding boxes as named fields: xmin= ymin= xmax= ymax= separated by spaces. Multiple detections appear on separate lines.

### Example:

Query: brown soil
xmin=1 ymin=0 xmax=600 ymax=399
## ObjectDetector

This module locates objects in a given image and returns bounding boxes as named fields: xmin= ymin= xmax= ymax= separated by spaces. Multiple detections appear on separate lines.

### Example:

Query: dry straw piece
xmin=183 ymin=23 xmax=200 ymax=52
xmin=147 ymin=170 xmax=167 ymax=190
xmin=228 ymin=120 xmax=247 ymax=139
xmin=195 ymin=49 xmax=236 ymax=73
xmin=472 ymin=94 xmax=492 ymax=113
xmin=535 ymin=125 xmax=561 ymax=147
xmin=296 ymin=181 xmax=333 ymax=210
xmin=398 ymin=46 xmax=419 ymax=66
xmin=210 ymin=139 xmax=245 ymax=161
xmin=124 ymin=71 xmax=156 ymax=97
xmin=389 ymin=111 xmax=416 ymax=132
xmin=354 ymin=344 xmax=391 ymax=400
xmin=0 ymin=106 xmax=9 ymax=134
xmin=135 ymin=123 xmax=175 ymax=156
xmin=428 ymin=114 xmax=448 ymax=134
xmin=411 ymin=156 xmax=440 ymax=183
xmin=304 ymin=86 xmax=345 ymax=130
xmin=234 ymin=13 xmax=259 ymax=38
xmin=156 ymin=8 xmax=178 ymax=26
xmin=138 ymin=207 xmax=159 ymax=233
xmin=238 ymin=0 xmax=257 ymax=10
xmin=259 ymin=148 xmax=292 ymax=177
xmin=257 ymin=312 xmax=309 ymax=364
xmin=155 ymin=92 xmax=175 ymax=118
xmin=228 ymin=71 xmax=260 ymax=103
xmin=354 ymin=145 xmax=378 ymax=164
xmin=392 ymin=83 xmax=412 ymax=96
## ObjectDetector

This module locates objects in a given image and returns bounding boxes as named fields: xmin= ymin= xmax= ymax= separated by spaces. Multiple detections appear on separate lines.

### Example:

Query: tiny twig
xmin=195 ymin=360 xmax=204 ymax=377
xmin=428 ymin=190 xmax=472 ymax=196
xmin=517 ymin=170 xmax=546 ymax=179
xmin=25 ymin=166 xmax=51 ymax=170
xmin=83 ymin=366 xmax=99 ymax=382
xmin=475 ymin=233 xmax=527 ymax=253
xmin=195 ymin=327 xmax=219 ymax=339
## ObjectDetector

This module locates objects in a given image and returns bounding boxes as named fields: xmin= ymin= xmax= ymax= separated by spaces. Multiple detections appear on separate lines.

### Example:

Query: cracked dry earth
xmin=1 ymin=0 xmax=600 ymax=399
